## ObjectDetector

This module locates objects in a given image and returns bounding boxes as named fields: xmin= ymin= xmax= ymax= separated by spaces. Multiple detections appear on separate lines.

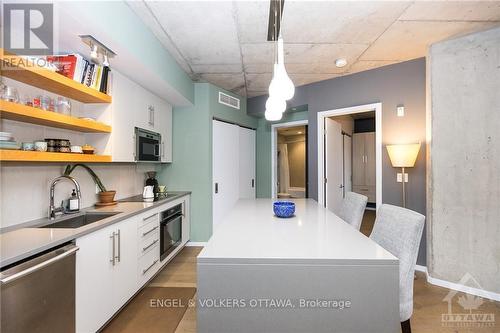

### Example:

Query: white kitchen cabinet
xmin=111 ymin=71 xmax=137 ymax=162
xmin=111 ymin=216 xmax=139 ymax=311
xmin=110 ymin=71 xmax=173 ymax=162
xmin=75 ymin=217 xmax=138 ymax=333
xmin=157 ymin=102 xmax=173 ymax=163
xmin=352 ymin=132 xmax=376 ymax=202
xmin=75 ymin=224 xmax=115 ymax=333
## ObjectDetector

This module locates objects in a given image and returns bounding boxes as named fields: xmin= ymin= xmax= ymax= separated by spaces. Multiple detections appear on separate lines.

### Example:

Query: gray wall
xmin=428 ymin=27 xmax=500 ymax=293
xmin=249 ymin=59 xmax=427 ymax=264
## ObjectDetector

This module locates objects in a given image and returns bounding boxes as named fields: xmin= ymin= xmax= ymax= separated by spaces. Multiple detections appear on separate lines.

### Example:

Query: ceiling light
xmin=335 ymin=58 xmax=347 ymax=68
xmin=268 ymin=37 xmax=295 ymax=101
xmin=266 ymin=95 xmax=286 ymax=113
xmin=298 ymin=131 xmax=302 ymax=134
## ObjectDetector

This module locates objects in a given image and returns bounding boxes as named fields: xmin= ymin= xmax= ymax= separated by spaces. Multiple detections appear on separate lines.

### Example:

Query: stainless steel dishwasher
xmin=1 ymin=243 xmax=79 ymax=333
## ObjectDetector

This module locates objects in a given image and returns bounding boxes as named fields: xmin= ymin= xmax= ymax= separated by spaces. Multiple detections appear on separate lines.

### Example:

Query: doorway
xmin=317 ymin=103 xmax=382 ymax=211
xmin=271 ymin=120 xmax=308 ymax=199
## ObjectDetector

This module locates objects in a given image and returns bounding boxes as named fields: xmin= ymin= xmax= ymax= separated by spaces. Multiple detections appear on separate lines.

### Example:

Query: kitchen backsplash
xmin=0 ymin=163 xmax=159 ymax=231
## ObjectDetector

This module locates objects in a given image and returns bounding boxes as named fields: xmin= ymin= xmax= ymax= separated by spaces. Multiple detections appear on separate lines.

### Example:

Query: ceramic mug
xmin=22 ymin=142 xmax=35 ymax=151
xmin=34 ymin=141 xmax=48 ymax=152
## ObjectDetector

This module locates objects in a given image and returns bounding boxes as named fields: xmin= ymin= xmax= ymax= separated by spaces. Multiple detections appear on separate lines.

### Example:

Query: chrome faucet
xmin=49 ymin=175 xmax=82 ymax=220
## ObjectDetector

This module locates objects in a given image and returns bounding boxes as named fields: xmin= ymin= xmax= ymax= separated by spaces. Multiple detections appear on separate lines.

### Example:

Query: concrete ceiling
xmin=128 ymin=1 xmax=500 ymax=98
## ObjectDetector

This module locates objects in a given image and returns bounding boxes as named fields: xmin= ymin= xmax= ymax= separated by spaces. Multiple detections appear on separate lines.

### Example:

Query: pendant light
xmin=268 ymin=36 xmax=294 ymax=101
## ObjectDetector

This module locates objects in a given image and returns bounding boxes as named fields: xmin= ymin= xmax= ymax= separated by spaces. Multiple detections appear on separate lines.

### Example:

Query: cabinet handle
xmin=142 ymin=226 xmax=158 ymax=237
xmin=215 ymin=183 xmax=219 ymax=194
xmin=143 ymin=239 xmax=158 ymax=252
xmin=110 ymin=232 xmax=116 ymax=265
xmin=142 ymin=259 xmax=159 ymax=275
xmin=143 ymin=213 xmax=157 ymax=221
xmin=251 ymin=179 xmax=255 ymax=188
xmin=148 ymin=105 xmax=155 ymax=126
xmin=116 ymin=229 xmax=121 ymax=263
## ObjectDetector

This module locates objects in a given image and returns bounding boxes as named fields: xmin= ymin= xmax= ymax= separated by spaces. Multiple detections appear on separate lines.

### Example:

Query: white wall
xmin=0 ymin=163 xmax=157 ymax=230
xmin=0 ymin=71 xmax=169 ymax=230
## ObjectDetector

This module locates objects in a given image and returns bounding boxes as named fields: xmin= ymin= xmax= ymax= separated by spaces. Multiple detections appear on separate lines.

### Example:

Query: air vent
xmin=218 ymin=92 xmax=240 ymax=110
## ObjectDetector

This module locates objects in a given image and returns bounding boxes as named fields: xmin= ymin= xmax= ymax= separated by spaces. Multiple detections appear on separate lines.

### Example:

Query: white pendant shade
xmin=265 ymin=108 xmax=282 ymax=121
xmin=265 ymin=95 xmax=286 ymax=114
xmin=268 ymin=38 xmax=294 ymax=101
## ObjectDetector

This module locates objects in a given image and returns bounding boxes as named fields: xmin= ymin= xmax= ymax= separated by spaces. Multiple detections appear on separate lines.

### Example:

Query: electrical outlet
xmin=397 ymin=173 xmax=409 ymax=182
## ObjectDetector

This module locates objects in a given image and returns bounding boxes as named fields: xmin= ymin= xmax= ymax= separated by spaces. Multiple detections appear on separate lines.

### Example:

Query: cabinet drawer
xmin=138 ymin=219 xmax=159 ymax=238
xmin=138 ymin=211 xmax=158 ymax=227
xmin=353 ymin=186 xmax=376 ymax=203
xmin=138 ymin=231 xmax=159 ymax=258
xmin=138 ymin=246 xmax=160 ymax=284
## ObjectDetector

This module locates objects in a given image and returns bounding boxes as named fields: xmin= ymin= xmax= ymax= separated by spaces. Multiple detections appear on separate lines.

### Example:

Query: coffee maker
xmin=145 ymin=171 xmax=159 ymax=198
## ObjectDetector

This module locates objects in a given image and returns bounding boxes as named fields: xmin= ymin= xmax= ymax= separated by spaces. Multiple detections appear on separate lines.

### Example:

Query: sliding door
xmin=212 ymin=120 xmax=239 ymax=230
xmin=239 ymin=127 xmax=256 ymax=199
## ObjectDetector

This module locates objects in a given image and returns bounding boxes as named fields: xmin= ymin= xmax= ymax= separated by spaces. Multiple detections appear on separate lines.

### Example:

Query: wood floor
xmin=149 ymin=213 xmax=499 ymax=332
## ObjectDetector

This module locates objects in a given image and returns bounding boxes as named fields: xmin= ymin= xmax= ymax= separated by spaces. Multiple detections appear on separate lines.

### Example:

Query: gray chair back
xmin=337 ymin=192 xmax=368 ymax=230
xmin=370 ymin=204 xmax=425 ymax=322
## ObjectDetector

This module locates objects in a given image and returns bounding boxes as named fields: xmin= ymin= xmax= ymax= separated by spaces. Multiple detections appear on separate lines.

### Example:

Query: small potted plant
xmin=64 ymin=164 xmax=116 ymax=205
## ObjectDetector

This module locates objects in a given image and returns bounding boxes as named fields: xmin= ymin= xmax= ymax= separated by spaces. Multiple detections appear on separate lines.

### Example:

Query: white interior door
xmin=239 ymin=127 xmax=256 ymax=199
xmin=325 ymin=118 xmax=344 ymax=213
xmin=343 ymin=135 xmax=352 ymax=194
xmin=212 ymin=120 xmax=239 ymax=230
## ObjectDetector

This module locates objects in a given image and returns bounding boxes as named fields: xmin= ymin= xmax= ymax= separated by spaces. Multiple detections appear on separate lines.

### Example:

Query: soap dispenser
xmin=68 ymin=189 xmax=80 ymax=212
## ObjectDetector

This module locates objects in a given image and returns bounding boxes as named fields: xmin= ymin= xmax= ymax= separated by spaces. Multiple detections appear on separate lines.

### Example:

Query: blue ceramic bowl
xmin=273 ymin=201 xmax=295 ymax=218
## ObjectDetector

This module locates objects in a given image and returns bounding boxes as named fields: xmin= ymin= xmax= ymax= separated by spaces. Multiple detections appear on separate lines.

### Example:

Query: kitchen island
xmin=197 ymin=199 xmax=399 ymax=333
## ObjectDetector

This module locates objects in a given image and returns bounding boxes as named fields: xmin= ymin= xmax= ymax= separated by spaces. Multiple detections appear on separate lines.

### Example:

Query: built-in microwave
xmin=135 ymin=127 xmax=161 ymax=162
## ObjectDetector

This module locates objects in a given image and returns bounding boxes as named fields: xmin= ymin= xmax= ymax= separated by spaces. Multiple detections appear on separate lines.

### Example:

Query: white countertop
xmin=198 ymin=199 xmax=397 ymax=265
xmin=0 ymin=192 xmax=190 ymax=268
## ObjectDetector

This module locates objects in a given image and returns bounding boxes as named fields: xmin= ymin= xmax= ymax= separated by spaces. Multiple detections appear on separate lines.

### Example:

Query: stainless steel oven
xmin=160 ymin=204 xmax=182 ymax=261
xmin=135 ymin=127 xmax=161 ymax=162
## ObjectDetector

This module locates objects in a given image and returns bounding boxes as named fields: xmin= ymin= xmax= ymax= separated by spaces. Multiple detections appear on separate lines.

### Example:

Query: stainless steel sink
xmin=40 ymin=212 xmax=121 ymax=229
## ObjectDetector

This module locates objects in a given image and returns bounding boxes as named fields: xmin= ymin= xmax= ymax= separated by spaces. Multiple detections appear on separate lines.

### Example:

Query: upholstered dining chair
xmin=337 ymin=192 xmax=368 ymax=230
xmin=369 ymin=204 xmax=425 ymax=333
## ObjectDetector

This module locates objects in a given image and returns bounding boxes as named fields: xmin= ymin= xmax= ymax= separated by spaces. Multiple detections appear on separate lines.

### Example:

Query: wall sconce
xmin=80 ymin=35 xmax=116 ymax=66
xmin=386 ymin=143 xmax=421 ymax=207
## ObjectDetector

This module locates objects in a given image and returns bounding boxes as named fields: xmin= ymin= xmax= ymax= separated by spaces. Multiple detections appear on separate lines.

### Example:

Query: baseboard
xmin=415 ymin=264 xmax=427 ymax=273
xmin=186 ymin=241 xmax=207 ymax=247
xmin=414 ymin=265 xmax=500 ymax=302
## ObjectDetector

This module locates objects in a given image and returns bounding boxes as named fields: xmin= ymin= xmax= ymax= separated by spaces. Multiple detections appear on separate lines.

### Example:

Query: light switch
xmin=397 ymin=105 xmax=405 ymax=117
xmin=397 ymin=173 xmax=409 ymax=182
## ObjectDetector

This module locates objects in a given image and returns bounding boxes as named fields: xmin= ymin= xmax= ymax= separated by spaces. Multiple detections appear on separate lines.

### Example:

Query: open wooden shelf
xmin=0 ymin=150 xmax=112 ymax=163
xmin=1 ymin=100 xmax=112 ymax=133
xmin=0 ymin=50 xmax=112 ymax=104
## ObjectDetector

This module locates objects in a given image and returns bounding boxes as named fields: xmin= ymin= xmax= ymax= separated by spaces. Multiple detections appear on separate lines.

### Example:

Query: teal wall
xmin=255 ymin=111 xmax=309 ymax=198
xmin=66 ymin=1 xmax=194 ymax=104
xmin=159 ymin=83 xmax=257 ymax=242
xmin=159 ymin=84 xmax=211 ymax=241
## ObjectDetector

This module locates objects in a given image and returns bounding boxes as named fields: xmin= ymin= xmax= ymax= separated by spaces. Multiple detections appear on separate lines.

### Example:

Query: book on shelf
xmin=46 ymin=54 xmax=111 ymax=94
